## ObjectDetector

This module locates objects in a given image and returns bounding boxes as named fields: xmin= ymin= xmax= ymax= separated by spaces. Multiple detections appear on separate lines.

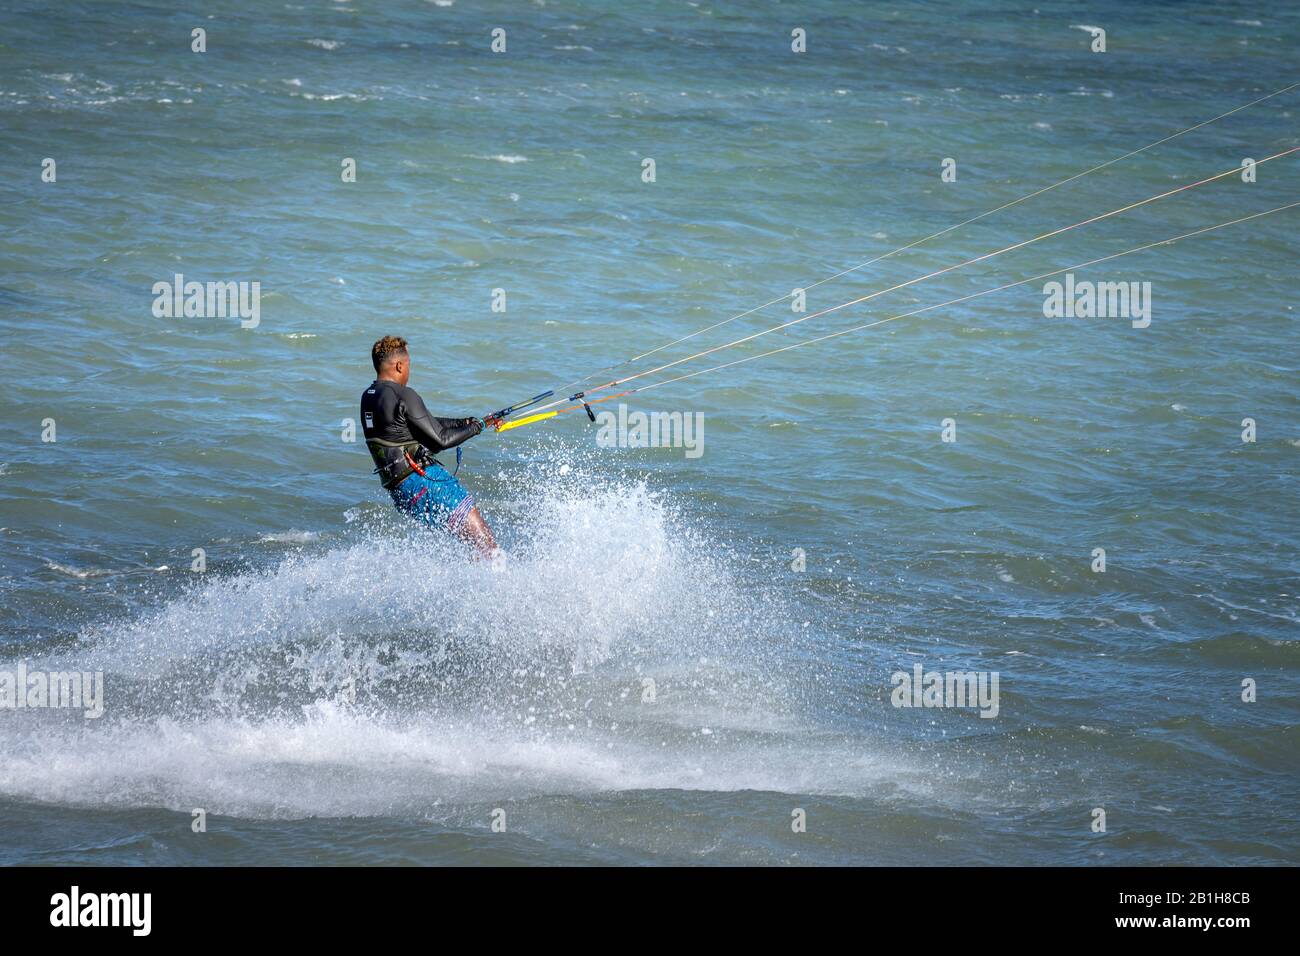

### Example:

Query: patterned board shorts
xmin=389 ymin=465 xmax=476 ymax=531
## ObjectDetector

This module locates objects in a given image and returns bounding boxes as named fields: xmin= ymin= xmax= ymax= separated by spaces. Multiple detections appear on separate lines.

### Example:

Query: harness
xmin=402 ymin=445 xmax=462 ymax=481
xmin=366 ymin=438 xmax=460 ymax=488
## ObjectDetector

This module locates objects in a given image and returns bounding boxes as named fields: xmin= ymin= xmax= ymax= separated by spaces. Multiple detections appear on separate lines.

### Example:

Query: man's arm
xmin=403 ymin=389 xmax=483 ymax=453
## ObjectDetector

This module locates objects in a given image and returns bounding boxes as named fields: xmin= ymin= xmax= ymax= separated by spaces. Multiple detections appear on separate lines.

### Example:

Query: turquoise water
xmin=0 ymin=0 xmax=1297 ymax=865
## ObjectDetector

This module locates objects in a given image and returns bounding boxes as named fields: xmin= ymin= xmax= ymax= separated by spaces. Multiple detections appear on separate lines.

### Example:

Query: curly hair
xmin=371 ymin=335 xmax=409 ymax=371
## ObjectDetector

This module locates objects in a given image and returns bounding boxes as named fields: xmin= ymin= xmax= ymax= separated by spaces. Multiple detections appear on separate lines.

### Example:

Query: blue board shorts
xmin=390 ymin=465 xmax=476 ymax=531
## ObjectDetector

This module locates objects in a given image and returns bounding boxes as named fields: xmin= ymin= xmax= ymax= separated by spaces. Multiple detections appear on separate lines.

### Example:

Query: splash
xmin=0 ymin=474 xmax=878 ymax=818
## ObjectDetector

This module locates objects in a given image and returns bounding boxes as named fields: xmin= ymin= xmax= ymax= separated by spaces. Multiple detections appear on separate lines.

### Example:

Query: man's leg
xmin=455 ymin=506 xmax=497 ymax=559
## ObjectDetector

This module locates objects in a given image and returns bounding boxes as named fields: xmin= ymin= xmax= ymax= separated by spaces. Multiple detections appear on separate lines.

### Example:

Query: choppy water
xmin=1 ymin=0 xmax=1297 ymax=865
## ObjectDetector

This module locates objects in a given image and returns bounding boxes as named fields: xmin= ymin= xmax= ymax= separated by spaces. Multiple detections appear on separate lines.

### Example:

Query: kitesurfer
xmin=360 ymin=335 xmax=497 ymax=557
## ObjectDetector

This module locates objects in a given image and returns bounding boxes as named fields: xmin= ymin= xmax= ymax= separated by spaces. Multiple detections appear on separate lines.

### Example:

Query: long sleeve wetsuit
xmin=360 ymin=379 xmax=483 ymax=487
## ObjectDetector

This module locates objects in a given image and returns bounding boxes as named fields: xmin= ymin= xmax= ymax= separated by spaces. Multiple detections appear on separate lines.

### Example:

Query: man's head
xmin=371 ymin=335 xmax=410 ymax=385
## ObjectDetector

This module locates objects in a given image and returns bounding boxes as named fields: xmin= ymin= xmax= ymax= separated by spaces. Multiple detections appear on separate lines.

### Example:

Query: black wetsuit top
xmin=360 ymin=379 xmax=482 ymax=488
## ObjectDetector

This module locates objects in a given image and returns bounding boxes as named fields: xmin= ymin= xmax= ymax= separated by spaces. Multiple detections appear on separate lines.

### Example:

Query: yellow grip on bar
xmin=495 ymin=410 xmax=558 ymax=433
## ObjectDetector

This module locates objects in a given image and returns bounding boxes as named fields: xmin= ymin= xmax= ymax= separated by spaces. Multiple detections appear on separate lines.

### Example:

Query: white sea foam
xmin=0 ymin=477 xmax=881 ymax=817
xmin=257 ymin=530 xmax=322 ymax=544
xmin=45 ymin=561 xmax=112 ymax=579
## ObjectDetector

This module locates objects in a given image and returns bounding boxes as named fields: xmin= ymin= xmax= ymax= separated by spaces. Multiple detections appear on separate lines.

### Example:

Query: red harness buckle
xmin=404 ymin=450 xmax=428 ymax=478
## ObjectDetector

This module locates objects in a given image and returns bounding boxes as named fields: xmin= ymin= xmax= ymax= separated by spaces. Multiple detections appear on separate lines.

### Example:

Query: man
xmin=360 ymin=335 xmax=497 ymax=557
